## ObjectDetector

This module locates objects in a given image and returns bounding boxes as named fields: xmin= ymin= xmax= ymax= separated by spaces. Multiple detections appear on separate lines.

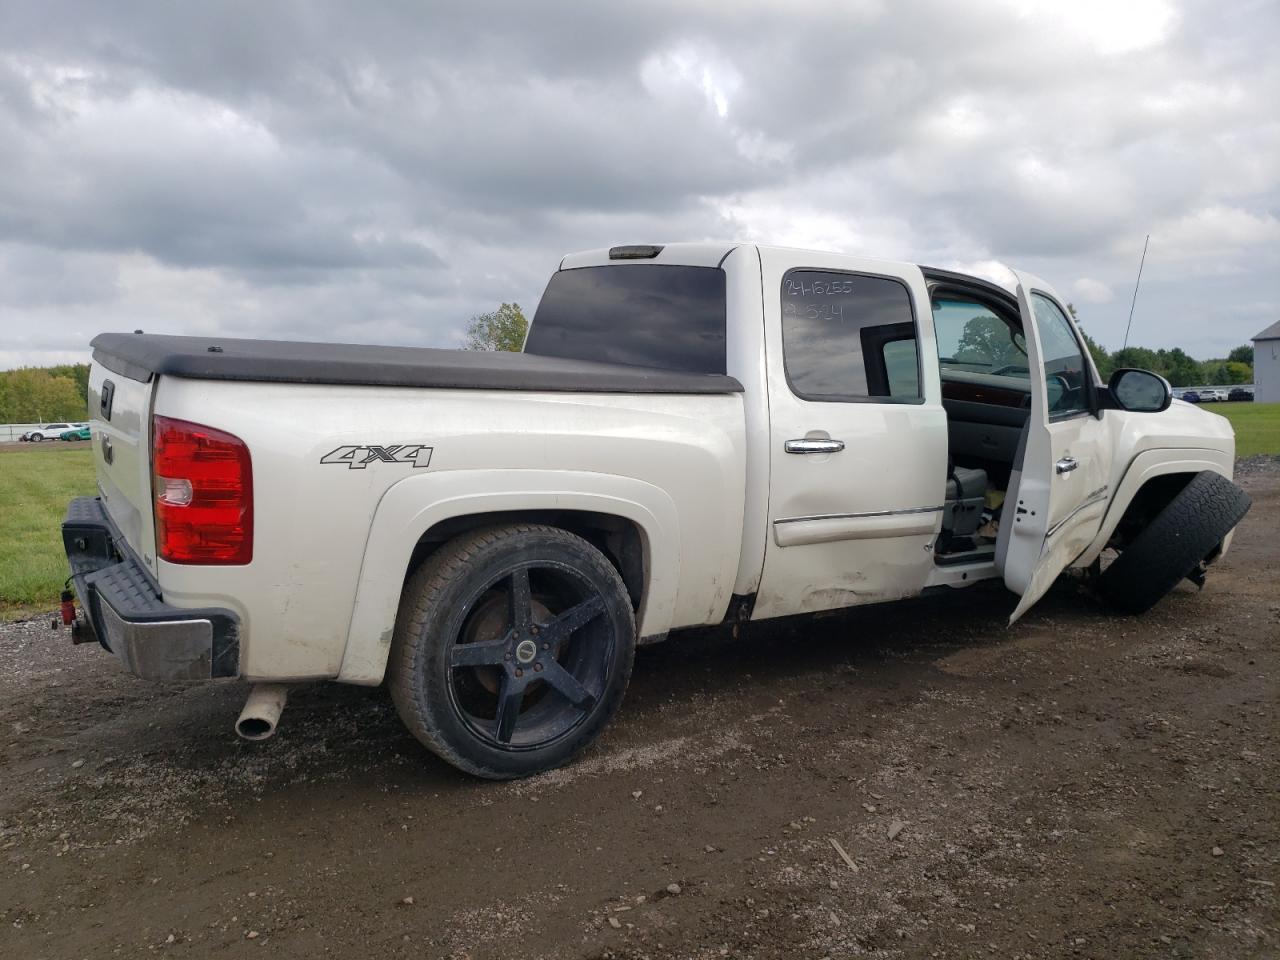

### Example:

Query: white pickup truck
xmin=62 ymin=243 xmax=1251 ymax=778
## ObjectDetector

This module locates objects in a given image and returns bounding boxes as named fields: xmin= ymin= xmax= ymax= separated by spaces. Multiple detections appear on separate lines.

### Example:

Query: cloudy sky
xmin=1 ymin=0 xmax=1276 ymax=370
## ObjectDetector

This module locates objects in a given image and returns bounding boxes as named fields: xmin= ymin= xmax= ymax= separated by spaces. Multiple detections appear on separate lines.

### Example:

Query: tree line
xmin=0 ymin=364 xmax=89 ymax=423
xmin=1076 ymin=325 xmax=1253 ymax=388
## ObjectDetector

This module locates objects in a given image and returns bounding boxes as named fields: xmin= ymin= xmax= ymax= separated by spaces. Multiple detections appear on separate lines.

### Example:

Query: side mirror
xmin=1109 ymin=368 xmax=1172 ymax=413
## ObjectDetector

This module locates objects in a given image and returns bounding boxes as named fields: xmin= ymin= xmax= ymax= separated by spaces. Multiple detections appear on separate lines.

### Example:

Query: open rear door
xmin=997 ymin=270 xmax=1111 ymax=624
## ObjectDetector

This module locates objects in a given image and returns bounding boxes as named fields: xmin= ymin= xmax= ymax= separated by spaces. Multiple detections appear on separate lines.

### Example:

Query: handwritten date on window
xmin=783 ymin=276 xmax=854 ymax=322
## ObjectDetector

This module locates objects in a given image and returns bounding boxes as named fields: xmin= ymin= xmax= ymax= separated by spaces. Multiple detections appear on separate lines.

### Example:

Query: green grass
xmin=1211 ymin=402 xmax=1280 ymax=458
xmin=0 ymin=447 xmax=97 ymax=616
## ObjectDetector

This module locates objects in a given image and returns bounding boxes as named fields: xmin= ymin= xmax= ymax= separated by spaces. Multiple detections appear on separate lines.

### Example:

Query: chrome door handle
xmin=785 ymin=438 xmax=845 ymax=454
xmin=1055 ymin=456 xmax=1078 ymax=475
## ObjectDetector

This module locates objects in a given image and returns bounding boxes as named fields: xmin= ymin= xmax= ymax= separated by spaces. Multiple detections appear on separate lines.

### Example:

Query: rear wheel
xmin=1100 ymin=471 xmax=1251 ymax=615
xmin=389 ymin=524 xmax=636 ymax=779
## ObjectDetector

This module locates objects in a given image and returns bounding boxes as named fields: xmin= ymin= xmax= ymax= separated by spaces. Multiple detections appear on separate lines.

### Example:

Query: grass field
xmin=0 ymin=404 xmax=1276 ymax=616
xmin=1210 ymin=401 xmax=1280 ymax=458
xmin=0 ymin=446 xmax=96 ymax=617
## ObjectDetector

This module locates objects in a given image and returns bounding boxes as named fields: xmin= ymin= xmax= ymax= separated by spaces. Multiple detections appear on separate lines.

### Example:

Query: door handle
xmin=785 ymin=438 xmax=845 ymax=455
xmin=1055 ymin=456 xmax=1078 ymax=475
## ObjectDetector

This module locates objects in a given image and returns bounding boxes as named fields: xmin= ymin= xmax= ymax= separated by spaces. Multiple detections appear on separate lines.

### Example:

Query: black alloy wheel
xmin=389 ymin=524 xmax=636 ymax=779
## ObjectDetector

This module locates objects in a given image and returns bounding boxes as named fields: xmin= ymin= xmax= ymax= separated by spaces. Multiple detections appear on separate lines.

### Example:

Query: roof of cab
xmin=558 ymin=243 xmax=1016 ymax=301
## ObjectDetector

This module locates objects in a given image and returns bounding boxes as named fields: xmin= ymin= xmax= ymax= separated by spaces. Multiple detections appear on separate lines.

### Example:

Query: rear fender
xmin=337 ymin=469 xmax=679 ymax=684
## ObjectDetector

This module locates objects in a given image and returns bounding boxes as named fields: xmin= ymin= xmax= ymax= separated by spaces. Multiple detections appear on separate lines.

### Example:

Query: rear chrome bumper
xmin=62 ymin=497 xmax=240 ymax=680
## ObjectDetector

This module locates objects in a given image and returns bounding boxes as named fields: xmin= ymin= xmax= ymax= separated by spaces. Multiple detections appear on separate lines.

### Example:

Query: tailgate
xmin=89 ymin=362 xmax=157 ymax=570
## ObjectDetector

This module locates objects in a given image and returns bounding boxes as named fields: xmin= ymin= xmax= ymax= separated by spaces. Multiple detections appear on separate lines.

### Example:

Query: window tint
xmin=524 ymin=265 xmax=726 ymax=375
xmin=1031 ymin=292 xmax=1090 ymax=416
xmin=780 ymin=270 xmax=920 ymax=402
xmin=932 ymin=299 xmax=1030 ymax=383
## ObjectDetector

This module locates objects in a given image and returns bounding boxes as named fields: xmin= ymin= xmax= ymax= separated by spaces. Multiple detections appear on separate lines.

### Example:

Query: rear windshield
xmin=524 ymin=265 xmax=727 ymax=375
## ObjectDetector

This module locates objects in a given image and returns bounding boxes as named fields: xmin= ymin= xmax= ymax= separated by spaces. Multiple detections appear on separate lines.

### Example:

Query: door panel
xmin=999 ymin=271 xmax=1111 ymax=623
xmin=753 ymin=251 xmax=947 ymax=620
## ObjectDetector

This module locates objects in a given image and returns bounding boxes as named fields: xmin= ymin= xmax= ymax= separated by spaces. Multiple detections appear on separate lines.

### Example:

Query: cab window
xmin=780 ymin=270 xmax=921 ymax=402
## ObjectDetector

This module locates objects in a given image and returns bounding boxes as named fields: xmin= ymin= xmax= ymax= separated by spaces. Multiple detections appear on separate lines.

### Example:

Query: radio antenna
xmin=1122 ymin=234 xmax=1149 ymax=351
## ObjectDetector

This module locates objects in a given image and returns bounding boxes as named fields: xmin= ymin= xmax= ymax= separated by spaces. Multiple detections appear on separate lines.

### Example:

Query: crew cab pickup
xmin=63 ymin=243 xmax=1251 ymax=778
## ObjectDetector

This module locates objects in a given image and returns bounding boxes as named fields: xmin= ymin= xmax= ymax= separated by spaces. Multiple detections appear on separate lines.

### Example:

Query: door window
xmin=780 ymin=270 xmax=920 ymax=402
xmin=1030 ymin=293 xmax=1090 ymax=417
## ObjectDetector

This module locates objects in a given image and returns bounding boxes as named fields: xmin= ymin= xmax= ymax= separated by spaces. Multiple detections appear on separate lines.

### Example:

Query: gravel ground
xmin=1 ymin=466 xmax=1276 ymax=959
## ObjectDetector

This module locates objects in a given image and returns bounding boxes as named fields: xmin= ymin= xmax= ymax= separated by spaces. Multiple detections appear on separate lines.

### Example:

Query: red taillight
xmin=152 ymin=415 xmax=253 ymax=565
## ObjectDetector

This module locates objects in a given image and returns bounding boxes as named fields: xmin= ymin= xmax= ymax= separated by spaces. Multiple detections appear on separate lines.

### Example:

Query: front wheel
xmin=389 ymin=524 xmax=636 ymax=779
xmin=1100 ymin=471 xmax=1251 ymax=614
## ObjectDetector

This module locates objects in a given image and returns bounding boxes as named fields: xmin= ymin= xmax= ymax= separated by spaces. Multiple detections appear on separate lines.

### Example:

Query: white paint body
xmin=86 ymin=243 xmax=1238 ymax=685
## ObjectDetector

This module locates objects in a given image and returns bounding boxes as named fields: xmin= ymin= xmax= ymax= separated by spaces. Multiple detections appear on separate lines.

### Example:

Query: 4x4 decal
xmin=320 ymin=445 xmax=433 ymax=469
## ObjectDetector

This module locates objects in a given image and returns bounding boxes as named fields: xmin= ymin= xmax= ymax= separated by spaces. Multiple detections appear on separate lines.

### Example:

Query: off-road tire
xmin=388 ymin=524 xmax=636 ymax=780
xmin=1100 ymin=471 xmax=1251 ymax=615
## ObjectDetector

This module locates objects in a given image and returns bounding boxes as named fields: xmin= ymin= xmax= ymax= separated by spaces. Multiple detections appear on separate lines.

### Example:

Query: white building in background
xmin=1254 ymin=321 xmax=1280 ymax=403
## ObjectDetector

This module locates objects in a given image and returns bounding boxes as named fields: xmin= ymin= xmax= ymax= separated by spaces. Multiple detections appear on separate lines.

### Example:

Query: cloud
xmin=1072 ymin=278 xmax=1115 ymax=304
xmin=0 ymin=0 xmax=1276 ymax=368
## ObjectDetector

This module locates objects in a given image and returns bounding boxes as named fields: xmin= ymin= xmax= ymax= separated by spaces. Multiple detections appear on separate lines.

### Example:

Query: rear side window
xmin=524 ymin=265 xmax=727 ymax=374
xmin=780 ymin=270 xmax=920 ymax=402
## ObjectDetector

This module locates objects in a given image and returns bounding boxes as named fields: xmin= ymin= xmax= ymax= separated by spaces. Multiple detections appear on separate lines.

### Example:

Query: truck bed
xmin=91 ymin=333 xmax=744 ymax=394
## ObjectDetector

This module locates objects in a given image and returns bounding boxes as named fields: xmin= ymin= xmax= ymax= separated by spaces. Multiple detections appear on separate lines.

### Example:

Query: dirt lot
xmin=1 ymin=466 xmax=1276 ymax=960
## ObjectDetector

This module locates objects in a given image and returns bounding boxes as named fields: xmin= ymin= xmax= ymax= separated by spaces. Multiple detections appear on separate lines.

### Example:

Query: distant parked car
xmin=1228 ymin=387 xmax=1254 ymax=402
xmin=60 ymin=426 xmax=92 ymax=441
xmin=1198 ymin=388 xmax=1227 ymax=402
xmin=23 ymin=423 xmax=74 ymax=441
xmin=1181 ymin=390 xmax=1202 ymax=403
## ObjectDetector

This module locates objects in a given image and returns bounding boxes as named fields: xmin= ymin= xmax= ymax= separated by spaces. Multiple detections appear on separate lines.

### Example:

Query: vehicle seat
xmin=943 ymin=465 xmax=988 ymax=537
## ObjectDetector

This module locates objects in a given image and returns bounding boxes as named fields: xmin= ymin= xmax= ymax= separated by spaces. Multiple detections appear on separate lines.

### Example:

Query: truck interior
xmin=924 ymin=270 xmax=1035 ymax=566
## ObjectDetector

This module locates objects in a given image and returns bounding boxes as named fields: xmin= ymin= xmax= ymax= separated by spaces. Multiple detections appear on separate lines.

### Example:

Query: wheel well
xmin=1108 ymin=472 xmax=1198 ymax=551
xmin=406 ymin=511 xmax=647 ymax=610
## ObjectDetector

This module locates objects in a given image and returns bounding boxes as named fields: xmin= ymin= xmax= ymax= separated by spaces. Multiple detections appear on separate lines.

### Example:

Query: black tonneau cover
xmin=91 ymin=333 xmax=743 ymax=395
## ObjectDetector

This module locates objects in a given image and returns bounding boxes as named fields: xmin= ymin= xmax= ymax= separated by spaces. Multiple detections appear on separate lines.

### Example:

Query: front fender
xmin=1074 ymin=447 xmax=1234 ymax=569
xmin=336 ymin=469 xmax=681 ymax=685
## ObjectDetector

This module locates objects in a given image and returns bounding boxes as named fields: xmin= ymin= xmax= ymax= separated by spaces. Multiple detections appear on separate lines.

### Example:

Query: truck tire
xmin=1100 ymin=471 xmax=1251 ymax=615
xmin=388 ymin=524 xmax=636 ymax=779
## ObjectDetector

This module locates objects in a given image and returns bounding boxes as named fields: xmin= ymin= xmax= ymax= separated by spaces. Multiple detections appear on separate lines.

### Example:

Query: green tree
xmin=1154 ymin=348 xmax=1203 ymax=387
xmin=0 ymin=368 xmax=87 ymax=421
xmin=1111 ymin=346 xmax=1159 ymax=371
xmin=1227 ymin=345 xmax=1254 ymax=365
xmin=47 ymin=363 xmax=91 ymax=406
xmin=1064 ymin=304 xmax=1114 ymax=380
xmin=1077 ymin=327 xmax=1114 ymax=380
xmin=1201 ymin=360 xmax=1252 ymax=385
xmin=954 ymin=315 xmax=1026 ymax=372
xmin=1225 ymin=360 xmax=1253 ymax=384
xmin=464 ymin=302 xmax=528 ymax=352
